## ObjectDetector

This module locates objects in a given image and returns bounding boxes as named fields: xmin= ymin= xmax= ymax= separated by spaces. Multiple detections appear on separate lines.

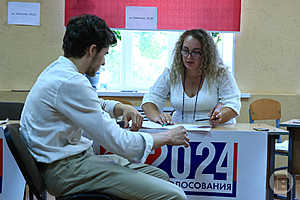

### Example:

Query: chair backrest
xmin=249 ymin=98 xmax=281 ymax=128
xmin=0 ymin=102 xmax=24 ymax=120
xmin=4 ymin=123 xmax=46 ymax=200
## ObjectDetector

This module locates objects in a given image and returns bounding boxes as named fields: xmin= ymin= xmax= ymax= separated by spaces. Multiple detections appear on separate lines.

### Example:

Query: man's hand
xmin=121 ymin=104 xmax=144 ymax=131
xmin=152 ymin=126 xmax=190 ymax=149
xmin=166 ymin=126 xmax=190 ymax=147
xmin=114 ymin=103 xmax=143 ymax=131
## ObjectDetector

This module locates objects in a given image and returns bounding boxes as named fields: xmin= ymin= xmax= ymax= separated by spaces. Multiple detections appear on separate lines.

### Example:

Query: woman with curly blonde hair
xmin=142 ymin=29 xmax=241 ymax=126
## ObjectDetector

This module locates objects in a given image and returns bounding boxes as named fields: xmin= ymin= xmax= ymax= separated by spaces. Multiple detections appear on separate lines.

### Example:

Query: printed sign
xmin=125 ymin=6 xmax=157 ymax=30
xmin=145 ymin=140 xmax=238 ymax=198
xmin=7 ymin=2 xmax=40 ymax=26
xmin=97 ymin=130 xmax=267 ymax=200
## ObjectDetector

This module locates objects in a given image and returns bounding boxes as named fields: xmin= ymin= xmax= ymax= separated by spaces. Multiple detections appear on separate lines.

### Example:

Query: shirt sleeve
xmin=218 ymin=69 xmax=241 ymax=115
xmin=141 ymin=68 xmax=171 ymax=112
xmin=98 ymin=98 xmax=119 ymax=118
xmin=55 ymin=74 xmax=153 ymax=163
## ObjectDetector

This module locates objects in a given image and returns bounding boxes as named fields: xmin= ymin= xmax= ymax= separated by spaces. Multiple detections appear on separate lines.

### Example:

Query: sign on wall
xmin=7 ymin=2 xmax=40 ymax=26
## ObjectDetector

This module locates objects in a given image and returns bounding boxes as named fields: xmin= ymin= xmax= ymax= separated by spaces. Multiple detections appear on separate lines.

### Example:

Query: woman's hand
xmin=151 ymin=113 xmax=173 ymax=125
xmin=142 ymin=102 xmax=174 ymax=125
xmin=209 ymin=104 xmax=237 ymax=127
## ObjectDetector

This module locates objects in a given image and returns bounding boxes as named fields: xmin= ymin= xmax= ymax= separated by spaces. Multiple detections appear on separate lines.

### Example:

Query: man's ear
xmin=86 ymin=44 xmax=98 ymax=57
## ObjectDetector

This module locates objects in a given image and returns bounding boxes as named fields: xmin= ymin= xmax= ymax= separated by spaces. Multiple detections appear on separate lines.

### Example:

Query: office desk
xmin=280 ymin=119 xmax=300 ymax=200
xmin=98 ymin=123 xmax=287 ymax=200
xmin=0 ymin=122 xmax=25 ymax=200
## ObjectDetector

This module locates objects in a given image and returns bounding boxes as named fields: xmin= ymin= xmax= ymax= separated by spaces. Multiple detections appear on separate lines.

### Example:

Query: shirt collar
xmin=58 ymin=56 xmax=80 ymax=73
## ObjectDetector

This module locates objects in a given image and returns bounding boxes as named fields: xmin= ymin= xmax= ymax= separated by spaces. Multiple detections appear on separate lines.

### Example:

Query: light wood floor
xmin=25 ymin=176 xmax=300 ymax=200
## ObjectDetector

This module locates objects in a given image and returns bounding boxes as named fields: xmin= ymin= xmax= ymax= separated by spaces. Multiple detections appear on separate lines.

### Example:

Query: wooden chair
xmin=249 ymin=98 xmax=281 ymax=128
xmin=4 ymin=123 xmax=120 ymax=200
xmin=249 ymin=98 xmax=286 ymax=148
xmin=249 ymin=99 xmax=291 ymax=199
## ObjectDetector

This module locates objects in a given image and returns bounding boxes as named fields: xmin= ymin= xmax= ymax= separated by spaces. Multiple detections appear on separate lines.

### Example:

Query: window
xmin=96 ymin=30 xmax=235 ymax=91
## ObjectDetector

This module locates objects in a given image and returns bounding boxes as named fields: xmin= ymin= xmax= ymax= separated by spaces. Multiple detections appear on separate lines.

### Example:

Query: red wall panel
xmin=65 ymin=0 xmax=241 ymax=31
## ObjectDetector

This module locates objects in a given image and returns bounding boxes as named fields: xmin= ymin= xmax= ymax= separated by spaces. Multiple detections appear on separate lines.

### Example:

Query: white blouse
xmin=142 ymin=68 xmax=241 ymax=123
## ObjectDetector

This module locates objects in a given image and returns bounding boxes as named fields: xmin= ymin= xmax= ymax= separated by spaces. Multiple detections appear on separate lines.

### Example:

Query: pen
xmin=210 ymin=100 xmax=222 ymax=120
xmin=161 ymin=122 xmax=168 ymax=127
xmin=195 ymin=117 xmax=210 ymax=122
xmin=120 ymin=90 xmax=138 ymax=92
xmin=117 ymin=120 xmax=125 ymax=128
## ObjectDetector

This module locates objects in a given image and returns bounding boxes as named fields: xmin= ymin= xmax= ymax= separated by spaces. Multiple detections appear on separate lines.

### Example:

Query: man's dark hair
xmin=63 ymin=14 xmax=117 ymax=58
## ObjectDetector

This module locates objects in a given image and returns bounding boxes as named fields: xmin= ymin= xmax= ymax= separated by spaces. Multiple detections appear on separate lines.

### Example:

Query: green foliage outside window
xmin=112 ymin=30 xmax=122 ymax=41
xmin=211 ymin=32 xmax=222 ymax=43
xmin=136 ymin=32 xmax=167 ymax=59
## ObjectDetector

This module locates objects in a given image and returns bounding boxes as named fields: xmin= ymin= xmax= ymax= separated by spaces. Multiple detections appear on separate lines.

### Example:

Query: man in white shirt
xmin=20 ymin=14 xmax=189 ymax=200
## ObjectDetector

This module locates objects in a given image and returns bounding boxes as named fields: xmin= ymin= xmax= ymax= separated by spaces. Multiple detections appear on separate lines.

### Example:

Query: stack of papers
xmin=292 ymin=119 xmax=300 ymax=124
xmin=0 ymin=118 xmax=8 ymax=126
xmin=141 ymin=121 xmax=211 ymax=132
xmin=275 ymin=140 xmax=289 ymax=151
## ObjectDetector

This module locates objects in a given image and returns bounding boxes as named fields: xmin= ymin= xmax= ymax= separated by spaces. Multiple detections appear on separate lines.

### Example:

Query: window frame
xmin=96 ymin=30 xmax=239 ymax=95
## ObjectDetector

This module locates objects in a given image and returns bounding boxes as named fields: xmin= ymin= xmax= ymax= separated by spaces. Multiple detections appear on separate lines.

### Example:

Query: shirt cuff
xmin=138 ymin=132 xmax=153 ymax=163
xmin=223 ymin=102 xmax=241 ymax=116
xmin=103 ymin=100 xmax=120 ymax=117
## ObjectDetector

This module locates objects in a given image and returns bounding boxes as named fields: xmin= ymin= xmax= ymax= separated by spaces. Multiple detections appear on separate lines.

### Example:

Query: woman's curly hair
xmin=170 ymin=29 xmax=226 ymax=87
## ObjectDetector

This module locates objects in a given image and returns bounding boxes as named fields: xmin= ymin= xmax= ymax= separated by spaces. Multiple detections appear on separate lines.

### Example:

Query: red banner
xmin=65 ymin=0 xmax=241 ymax=31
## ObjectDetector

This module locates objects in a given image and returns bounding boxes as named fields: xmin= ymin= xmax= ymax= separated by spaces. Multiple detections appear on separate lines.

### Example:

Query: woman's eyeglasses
xmin=181 ymin=49 xmax=201 ymax=58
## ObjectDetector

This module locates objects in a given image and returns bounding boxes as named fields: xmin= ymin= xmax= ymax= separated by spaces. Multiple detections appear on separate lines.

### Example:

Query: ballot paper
xmin=0 ymin=118 xmax=8 ymax=125
xmin=275 ymin=140 xmax=289 ymax=151
xmin=292 ymin=119 xmax=300 ymax=124
xmin=140 ymin=120 xmax=211 ymax=132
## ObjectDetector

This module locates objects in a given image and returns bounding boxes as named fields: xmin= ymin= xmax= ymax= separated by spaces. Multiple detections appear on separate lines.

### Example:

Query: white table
xmin=98 ymin=123 xmax=287 ymax=200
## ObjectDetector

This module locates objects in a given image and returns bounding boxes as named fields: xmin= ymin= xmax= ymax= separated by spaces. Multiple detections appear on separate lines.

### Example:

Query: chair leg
xmin=23 ymin=185 xmax=27 ymax=200
xmin=277 ymin=135 xmax=282 ymax=143
xmin=292 ymin=174 xmax=296 ymax=199
xmin=42 ymin=191 xmax=47 ymax=200
xmin=29 ymin=188 xmax=34 ymax=200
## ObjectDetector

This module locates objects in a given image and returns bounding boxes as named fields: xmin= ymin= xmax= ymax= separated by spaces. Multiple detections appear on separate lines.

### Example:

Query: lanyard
xmin=182 ymin=70 xmax=203 ymax=121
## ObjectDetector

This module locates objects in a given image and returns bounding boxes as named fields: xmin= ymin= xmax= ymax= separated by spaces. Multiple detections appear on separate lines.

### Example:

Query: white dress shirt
xmin=20 ymin=56 xmax=153 ymax=164
xmin=142 ymin=68 xmax=241 ymax=123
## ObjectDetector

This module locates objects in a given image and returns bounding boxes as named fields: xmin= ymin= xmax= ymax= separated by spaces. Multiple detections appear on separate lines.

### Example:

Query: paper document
xmin=140 ymin=121 xmax=211 ymax=132
xmin=8 ymin=2 xmax=40 ymax=26
xmin=0 ymin=118 xmax=9 ymax=126
xmin=275 ymin=140 xmax=289 ymax=151
xmin=292 ymin=119 xmax=300 ymax=124
xmin=126 ymin=6 xmax=157 ymax=30
xmin=141 ymin=120 xmax=165 ymax=129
